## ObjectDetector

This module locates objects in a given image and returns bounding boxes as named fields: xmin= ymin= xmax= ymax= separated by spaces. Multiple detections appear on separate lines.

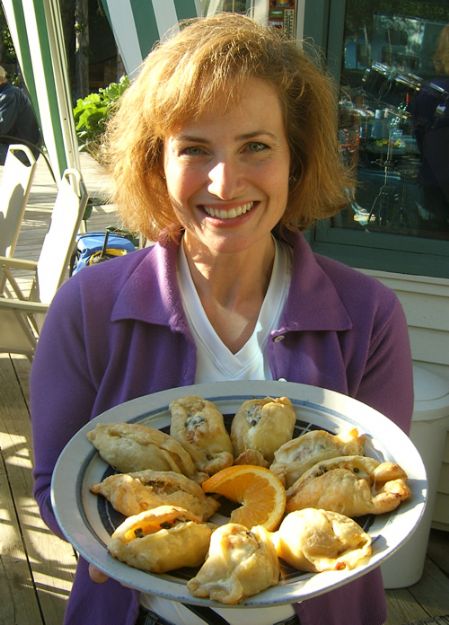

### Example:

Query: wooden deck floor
xmin=1 ymin=154 xmax=449 ymax=625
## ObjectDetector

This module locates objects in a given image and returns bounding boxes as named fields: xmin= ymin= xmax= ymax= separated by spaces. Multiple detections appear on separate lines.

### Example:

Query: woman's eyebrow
xmin=173 ymin=130 xmax=277 ymax=142
xmin=238 ymin=130 xmax=277 ymax=140
xmin=173 ymin=134 xmax=207 ymax=143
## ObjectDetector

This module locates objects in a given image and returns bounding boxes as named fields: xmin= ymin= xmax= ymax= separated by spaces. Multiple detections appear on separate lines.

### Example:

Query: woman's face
xmin=163 ymin=78 xmax=291 ymax=258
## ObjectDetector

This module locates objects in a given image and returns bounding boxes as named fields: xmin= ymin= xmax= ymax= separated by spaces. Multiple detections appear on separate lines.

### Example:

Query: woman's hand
xmin=88 ymin=563 xmax=133 ymax=589
xmin=89 ymin=564 xmax=109 ymax=584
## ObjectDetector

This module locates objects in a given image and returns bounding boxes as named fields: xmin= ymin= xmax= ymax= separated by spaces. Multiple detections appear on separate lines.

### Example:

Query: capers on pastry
xmin=108 ymin=505 xmax=213 ymax=573
xmin=169 ymin=396 xmax=233 ymax=475
xmin=187 ymin=523 xmax=280 ymax=604
xmin=270 ymin=428 xmax=366 ymax=487
xmin=273 ymin=508 xmax=372 ymax=572
xmin=86 ymin=423 xmax=199 ymax=479
xmin=90 ymin=469 xmax=220 ymax=520
xmin=285 ymin=455 xmax=411 ymax=516
xmin=231 ymin=397 xmax=296 ymax=465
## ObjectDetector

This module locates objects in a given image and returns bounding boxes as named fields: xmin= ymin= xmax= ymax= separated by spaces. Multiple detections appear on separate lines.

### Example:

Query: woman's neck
xmin=182 ymin=236 xmax=276 ymax=353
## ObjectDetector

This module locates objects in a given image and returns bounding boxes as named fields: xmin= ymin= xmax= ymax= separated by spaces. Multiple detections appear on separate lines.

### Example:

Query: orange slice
xmin=202 ymin=465 xmax=286 ymax=531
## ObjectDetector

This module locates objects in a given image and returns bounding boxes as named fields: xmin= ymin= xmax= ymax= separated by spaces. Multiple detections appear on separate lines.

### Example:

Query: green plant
xmin=73 ymin=74 xmax=130 ymax=158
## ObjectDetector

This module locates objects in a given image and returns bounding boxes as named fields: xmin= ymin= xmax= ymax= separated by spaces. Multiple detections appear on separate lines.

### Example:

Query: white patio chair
xmin=0 ymin=168 xmax=89 ymax=358
xmin=0 ymin=144 xmax=37 ymax=258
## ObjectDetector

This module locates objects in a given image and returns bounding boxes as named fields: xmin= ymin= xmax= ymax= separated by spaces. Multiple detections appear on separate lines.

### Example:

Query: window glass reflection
xmin=337 ymin=1 xmax=449 ymax=239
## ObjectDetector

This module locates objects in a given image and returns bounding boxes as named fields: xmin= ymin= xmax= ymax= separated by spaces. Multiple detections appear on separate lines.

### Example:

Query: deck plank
xmin=406 ymin=558 xmax=449 ymax=616
xmin=385 ymin=587 xmax=430 ymax=625
xmin=0 ymin=354 xmax=77 ymax=625
xmin=0 ymin=450 xmax=44 ymax=625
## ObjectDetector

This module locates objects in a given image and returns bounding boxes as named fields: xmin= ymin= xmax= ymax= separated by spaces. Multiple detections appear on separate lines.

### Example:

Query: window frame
xmin=303 ymin=0 xmax=449 ymax=278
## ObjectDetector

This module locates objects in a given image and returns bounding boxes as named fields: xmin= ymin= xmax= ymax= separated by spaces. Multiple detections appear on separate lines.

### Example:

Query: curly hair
xmin=102 ymin=12 xmax=353 ymax=241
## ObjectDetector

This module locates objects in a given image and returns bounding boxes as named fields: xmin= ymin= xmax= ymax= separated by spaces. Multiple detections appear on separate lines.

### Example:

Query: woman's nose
xmin=207 ymin=160 xmax=243 ymax=199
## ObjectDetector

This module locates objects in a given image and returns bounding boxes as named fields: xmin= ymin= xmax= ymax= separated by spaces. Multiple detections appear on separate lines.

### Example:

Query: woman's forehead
xmin=162 ymin=77 xmax=283 ymax=134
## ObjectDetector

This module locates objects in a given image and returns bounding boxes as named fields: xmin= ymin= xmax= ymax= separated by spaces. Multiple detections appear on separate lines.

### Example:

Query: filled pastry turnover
xmin=108 ymin=505 xmax=213 ymax=573
xmin=270 ymin=428 xmax=366 ymax=487
xmin=286 ymin=455 xmax=411 ymax=516
xmin=187 ymin=523 xmax=280 ymax=604
xmin=90 ymin=469 xmax=220 ymax=520
xmin=273 ymin=508 xmax=372 ymax=572
xmin=169 ymin=396 xmax=233 ymax=475
xmin=231 ymin=396 xmax=296 ymax=466
xmin=86 ymin=423 xmax=198 ymax=478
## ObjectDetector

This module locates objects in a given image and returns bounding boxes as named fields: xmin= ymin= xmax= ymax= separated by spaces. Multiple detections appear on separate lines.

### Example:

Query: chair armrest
xmin=0 ymin=297 xmax=49 ymax=313
xmin=0 ymin=255 xmax=38 ymax=270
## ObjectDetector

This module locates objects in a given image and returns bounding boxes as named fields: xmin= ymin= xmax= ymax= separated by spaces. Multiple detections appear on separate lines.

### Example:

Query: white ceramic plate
xmin=51 ymin=381 xmax=427 ymax=607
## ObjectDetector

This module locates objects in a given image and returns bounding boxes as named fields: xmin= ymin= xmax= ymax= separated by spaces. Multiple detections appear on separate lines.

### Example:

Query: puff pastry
xmin=270 ymin=428 xmax=366 ymax=487
xmin=286 ymin=455 xmax=411 ymax=516
xmin=90 ymin=469 xmax=220 ymax=520
xmin=273 ymin=508 xmax=372 ymax=572
xmin=86 ymin=423 xmax=198 ymax=479
xmin=231 ymin=397 xmax=296 ymax=465
xmin=108 ymin=505 xmax=213 ymax=573
xmin=169 ymin=396 xmax=233 ymax=475
xmin=187 ymin=523 xmax=280 ymax=604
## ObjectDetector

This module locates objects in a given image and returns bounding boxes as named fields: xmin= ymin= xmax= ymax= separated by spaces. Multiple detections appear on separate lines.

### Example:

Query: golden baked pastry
xmin=270 ymin=428 xmax=366 ymax=487
xmin=169 ymin=396 xmax=233 ymax=475
xmin=90 ymin=469 xmax=220 ymax=520
xmin=273 ymin=508 xmax=372 ymax=572
xmin=108 ymin=505 xmax=213 ymax=573
xmin=86 ymin=423 xmax=198 ymax=479
xmin=286 ymin=455 xmax=411 ymax=516
xmin=231 ymin=397 xmax=296 ymax=465
xmin=187 ymin=523 xmax=280 ymax=604
xmin=232 ymin=448 xmax=269 ymax=467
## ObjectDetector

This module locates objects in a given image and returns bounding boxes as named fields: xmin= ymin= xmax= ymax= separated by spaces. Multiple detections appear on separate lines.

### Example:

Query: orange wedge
xmin=202 ymin=465 xmax=286 ymax=531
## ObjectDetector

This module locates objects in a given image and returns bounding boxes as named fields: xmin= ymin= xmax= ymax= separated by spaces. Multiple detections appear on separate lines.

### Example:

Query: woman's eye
xmin=180 ymin=146 xmax=206 ymax=156
xmin=246 ymin=141 xmax=269 ymax=153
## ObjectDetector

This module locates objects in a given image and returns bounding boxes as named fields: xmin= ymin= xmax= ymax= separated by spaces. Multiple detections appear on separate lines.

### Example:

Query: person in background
xmin=409 ymin=24 xmax=449 ymax=228
xmin=0 ymin=64 xmax=42 ymax=164
xmin=30 ymin=12 xmax=414 ymax=625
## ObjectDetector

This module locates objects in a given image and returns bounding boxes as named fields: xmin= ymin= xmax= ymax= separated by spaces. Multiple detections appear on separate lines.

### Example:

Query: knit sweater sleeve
xmin=30 ymin=276 xmax=96 ymax=539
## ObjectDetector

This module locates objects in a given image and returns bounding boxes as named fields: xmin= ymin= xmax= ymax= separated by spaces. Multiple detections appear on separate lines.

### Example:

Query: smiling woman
xmin=162 ymin=79 xmax=290 ymax=260
xmin=30 ymin=12 xmax=414 ymax=625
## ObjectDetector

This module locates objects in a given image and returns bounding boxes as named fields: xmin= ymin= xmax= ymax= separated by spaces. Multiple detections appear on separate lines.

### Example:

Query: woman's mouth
xmin=203 ymin=202 xmax=255 ymax=219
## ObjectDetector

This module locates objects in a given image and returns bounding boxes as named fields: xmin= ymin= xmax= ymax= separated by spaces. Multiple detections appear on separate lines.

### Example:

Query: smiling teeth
xmin=204 ymin=202 xmax=253 ymax=219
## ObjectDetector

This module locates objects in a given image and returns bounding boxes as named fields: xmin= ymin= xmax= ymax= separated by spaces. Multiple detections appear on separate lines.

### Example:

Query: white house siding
xmin=364 ymin=269 xmax=449 ymax=531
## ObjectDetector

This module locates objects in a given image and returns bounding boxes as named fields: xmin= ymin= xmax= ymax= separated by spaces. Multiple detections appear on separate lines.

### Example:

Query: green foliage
xmin=73 ymin=75 xmax=130 ymax=158
xmin=0 ymin=4 xmax=19 ymax=81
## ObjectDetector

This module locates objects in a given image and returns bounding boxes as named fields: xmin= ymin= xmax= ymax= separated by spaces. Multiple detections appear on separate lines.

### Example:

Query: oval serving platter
xmin=51 ymin=380 xmax=427 ymax=607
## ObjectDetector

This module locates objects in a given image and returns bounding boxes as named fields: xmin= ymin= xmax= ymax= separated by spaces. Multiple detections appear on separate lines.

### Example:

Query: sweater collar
xmin=111 ymin=238 xmax=189 ymax=333
xmin=280 ymin=231 xmax=352 ymax=331
xmin=111 ymin=231 xmax=352 ymax=332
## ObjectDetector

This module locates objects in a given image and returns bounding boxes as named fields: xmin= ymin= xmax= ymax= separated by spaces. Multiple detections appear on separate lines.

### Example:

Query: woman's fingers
xmin=88 ymin=563 xmax=109 ymax=584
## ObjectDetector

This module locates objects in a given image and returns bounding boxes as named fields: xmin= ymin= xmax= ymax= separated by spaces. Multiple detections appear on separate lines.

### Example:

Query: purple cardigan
xmin=30 ymin=232 xmax=413 ymax=625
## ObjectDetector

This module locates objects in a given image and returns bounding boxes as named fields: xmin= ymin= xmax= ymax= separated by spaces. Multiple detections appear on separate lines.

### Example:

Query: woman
xmin=30 ymin=13 xmax=413 ymax=625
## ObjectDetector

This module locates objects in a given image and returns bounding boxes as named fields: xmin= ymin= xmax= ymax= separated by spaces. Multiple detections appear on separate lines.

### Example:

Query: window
xmin=305 ymin=0 xmax=449 ymax=278
xmin=198 ymin=1 xmax=298 ymax=37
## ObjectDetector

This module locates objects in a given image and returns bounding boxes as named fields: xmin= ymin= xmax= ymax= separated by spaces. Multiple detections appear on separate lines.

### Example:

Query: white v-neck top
xmin=177 ymin=237 xmax=292 ymax=383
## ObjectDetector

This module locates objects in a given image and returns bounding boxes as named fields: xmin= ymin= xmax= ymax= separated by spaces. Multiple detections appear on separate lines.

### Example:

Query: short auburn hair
xmin=102 ymin=12 xmax=353 ymax=240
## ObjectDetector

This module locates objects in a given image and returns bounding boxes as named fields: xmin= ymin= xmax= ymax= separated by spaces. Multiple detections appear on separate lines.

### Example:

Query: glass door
xmin=305 ymin=0 xmax=449 ymax=277
xmin=336 ymin=1 xmax=449 ymax=241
